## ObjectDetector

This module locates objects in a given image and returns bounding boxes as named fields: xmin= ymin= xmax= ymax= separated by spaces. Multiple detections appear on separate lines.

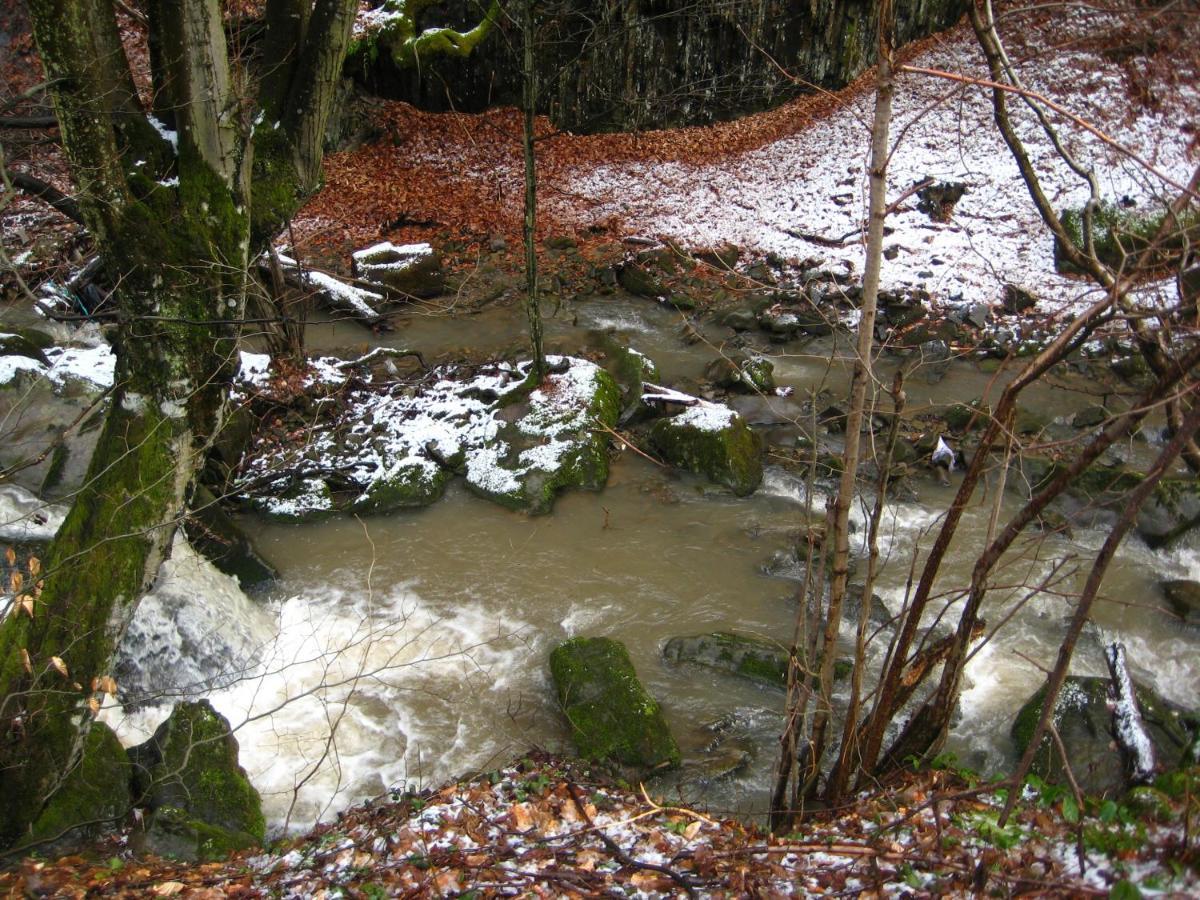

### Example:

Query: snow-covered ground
xmin=544 ymin=8 xmax=1197 ymax=321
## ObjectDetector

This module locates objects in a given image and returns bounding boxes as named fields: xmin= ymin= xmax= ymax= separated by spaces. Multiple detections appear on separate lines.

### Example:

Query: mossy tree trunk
xmin=0 ymin=0 xmax=357 ymax=850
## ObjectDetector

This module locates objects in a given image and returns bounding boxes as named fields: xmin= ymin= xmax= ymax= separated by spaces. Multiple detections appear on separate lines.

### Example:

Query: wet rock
xmin=647 ymin=402 xmax=763 ymax=496
xmin=130 ymin=700 xmax=264 ymax=861
xmin=185 ymin=485 xmax=277 ymax=590
xmin=618 ymin=263 xmax=665 ymax=298
xmin=846 ymin=583 xmax=894 ymax=629
xmin=917 ymin=180 xmax=967 ymax=222
xmin=913 ymin=339 xmax=952 ymax=384
xmin=704 ymin=355 xmax=775 ymax=394
xmin=667 ymin=292 xmax=697 ymax=310
xmin=1072 ymin=404 xmax=1109 ymax=428
xmin=1160 ymin=580 xmax=1200 ymax=627
xmin=1011 ymin=676 xmax=1198 ymax=796
xmin=0 ymin=332 xmax=50 ymax=366
xmin=352 ymin=241 xmax=444 ymax=297
xmin=966 ymin=302 xmax=992 ymax=329
xmin=550 ymin=637 xmax=680 ymax=770
xmin=1003 ymin=283 xmax=1038 ymax=315
xmin=944 ymin=399 xmax=989 ymax=432
xmin=720 ymin=308 xmax=759 ymax=331
xmin=593 ymin=339 xmax=660 ymax=425
xmin=695 ymin=244 xmax=741 ymax=270
xmin=663 ymin=632 xmax=788 ymax=689
xmin=30 ymin=723 xmax=131 ymax=851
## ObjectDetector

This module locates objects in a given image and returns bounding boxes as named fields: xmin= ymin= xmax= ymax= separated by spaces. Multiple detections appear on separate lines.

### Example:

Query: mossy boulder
xmin=465 ymin=364 xmax=621 ymax=514
xmin=598 ymin=340 xmax=660 ymax=422
xmin=618 ymin=263 xmax=665 ymax=298
xmin=29 ymin=722 xmax=131 ymax=850
xmin=1056 ymin=202 xmax=1199 ymax=274
xmin=130 ymin=700 xmax=264 ymax=861
xmin=550 ymin=637 xmax=680 ymax=770
xmin=648 ymin=402 xmax=763 ymax=496
xmin=705 ymin=355 xmax=776 ymax=394
xmin=1011 ymin=676 xmax=1199 ymax=796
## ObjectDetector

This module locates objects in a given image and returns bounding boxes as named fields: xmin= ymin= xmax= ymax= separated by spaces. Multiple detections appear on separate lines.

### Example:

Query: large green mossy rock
xmin=1056 ymin=202 xmax=1199 ymax=273
xmin=550 ymin=637 xmax=680 ymax=770
xmin=648 ymin=403 xmax=763 ymax=496
xmin=29 ymin=722 xmax=131 ymax=850
xmin=184 ymin=485 xmax=276 ymax=589
xmin=1011 ymin=676 xmax=1199 ymax=796
xmin=130 ymin=700 xmax=264 ymax=861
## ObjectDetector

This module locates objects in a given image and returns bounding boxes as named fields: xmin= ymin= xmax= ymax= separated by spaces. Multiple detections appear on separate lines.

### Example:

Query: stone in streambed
xmin=550 ymin=637 xmax=680 ymax=770
xmin=647 ymin=401 xmax=763 ymax=496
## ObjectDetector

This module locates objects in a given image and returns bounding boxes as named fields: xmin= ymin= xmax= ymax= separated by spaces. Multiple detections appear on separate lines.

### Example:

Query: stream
xmin=100 ymin=293 xmax=1200 ymax=833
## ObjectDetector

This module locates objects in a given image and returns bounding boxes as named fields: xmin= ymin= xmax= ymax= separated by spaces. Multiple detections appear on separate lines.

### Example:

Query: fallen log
xmin=1105 ymin=642 xmax=1157 ymax=785
xmin=266 ymin=254 xmax=388 ymax=328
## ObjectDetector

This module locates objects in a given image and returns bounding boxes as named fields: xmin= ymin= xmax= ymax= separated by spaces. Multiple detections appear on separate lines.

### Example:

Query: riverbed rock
xmin=30 ymin=722 xmax=131 ymax=850
xmin=549 ymin=637 xmax=680 ymax=770
xmin=597 ymin=339 xmax=660 ymax=422
xmin=647 ymin=401 xmax=763 ymax=496
xmin=239 ymin=356 xmax=620 ymax=519
xmin=1011 ymin=676 xmax=1198 ymax=796
xmin=184 ymin=486 xmax=276 ymax=589
xmin=1160 ymin=580 xmax=1200 ymax=627
xmin=663 ymin=632 xmax=788 ymax=689
xmin=352 ymin=241 xmax=445 ymax=297
xmin=465 ymin=363 xmax=621 ymax=513
xmin=130 ymin=700 xmax=264 ymax=861
xmin=618 ymin=263 xmax=665 ymax=298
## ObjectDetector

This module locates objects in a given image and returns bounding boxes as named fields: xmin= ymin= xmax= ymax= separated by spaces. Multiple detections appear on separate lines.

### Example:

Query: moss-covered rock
xmin=550 ymin=637 xmax=680 ymax=770
xmin=663 ymin=632 xmax=788 ymax=688
xmin=648 ymin=402 xmax=763 ymax=496
xmin=1011 ymin=676 xmax=1199 ymax=796
xmin=618 ymin=263 xmax=665 ymax=298
xmin=465 ymin=363 xmax=621 ymax=514
xmin=599 ymin=340 xmax=660 ymax=422
xmin=1056 ymin=202 xmax=1199 ymax=274
xmin=29 ymin=722 xmax=131 ymax=850
xmin=352 ymin=241 xmax=445 ymax=297
xmin=130 ymin=700 xmax=264 ymax=861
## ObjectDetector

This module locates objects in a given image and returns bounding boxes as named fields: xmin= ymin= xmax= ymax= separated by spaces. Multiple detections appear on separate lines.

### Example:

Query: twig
xmin=565 ymin=781 xmax=698 ymax=897
xmin=594 ymin=421 xmax=664 ymax=467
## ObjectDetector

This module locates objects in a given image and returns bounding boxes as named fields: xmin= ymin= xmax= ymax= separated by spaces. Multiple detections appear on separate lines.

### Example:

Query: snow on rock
xmin=0 ymin=339 xmax=115 ymax=393
xmin=237 ymin=355 xmax=621 ymax=519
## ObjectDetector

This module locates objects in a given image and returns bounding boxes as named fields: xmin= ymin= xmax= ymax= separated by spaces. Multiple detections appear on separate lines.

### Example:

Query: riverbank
xmin=4 ymin=753 xmax=1197 ymax=897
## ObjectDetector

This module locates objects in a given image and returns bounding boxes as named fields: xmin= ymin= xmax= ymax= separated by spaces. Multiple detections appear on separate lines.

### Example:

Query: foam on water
xmin=107 ymin=552 xmax=536 ymax=833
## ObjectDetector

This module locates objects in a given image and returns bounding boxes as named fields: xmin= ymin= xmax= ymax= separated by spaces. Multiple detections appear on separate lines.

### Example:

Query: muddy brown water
xmin=105 ymin=294 xmax=1199 ymax=832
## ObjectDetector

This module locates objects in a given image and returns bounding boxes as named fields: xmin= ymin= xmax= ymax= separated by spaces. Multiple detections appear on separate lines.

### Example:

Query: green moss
xmin=648 ymin=409 xmax=763 ymax=496
xmin=29 ymin=722 xmax=131 ymax=848
xmin=1057 ymin=202 xmax=1199 ymax=273
xmin=351 ymin=464 xmax=449 ymax=513
xmin=133 ymin=700 xmax=264 ymax=861
xmin=550 ymin=637 xmax=680 ymax=770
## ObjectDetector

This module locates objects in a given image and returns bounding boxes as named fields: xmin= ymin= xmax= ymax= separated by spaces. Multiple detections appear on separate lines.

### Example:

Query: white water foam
xmin=107 ymin=553 xmax=536 ymax=833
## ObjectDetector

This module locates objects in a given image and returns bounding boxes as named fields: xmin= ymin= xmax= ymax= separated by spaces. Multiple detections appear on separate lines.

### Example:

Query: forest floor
xmin=3 ymin=753 xmax=1198 ymax=898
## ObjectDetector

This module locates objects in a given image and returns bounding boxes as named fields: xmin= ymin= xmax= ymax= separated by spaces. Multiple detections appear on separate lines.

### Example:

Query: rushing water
xmin=102 ymin=295 xmax=1200 ymax=833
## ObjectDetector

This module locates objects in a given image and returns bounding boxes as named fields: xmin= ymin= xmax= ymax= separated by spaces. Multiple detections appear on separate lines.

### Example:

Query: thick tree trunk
xmin=1 ymin=0 xmax=358 ymax=849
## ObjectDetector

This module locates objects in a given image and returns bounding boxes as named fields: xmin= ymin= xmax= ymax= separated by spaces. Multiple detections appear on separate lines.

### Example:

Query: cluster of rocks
xmin=28 ymin=702 xmax=264 ymax=862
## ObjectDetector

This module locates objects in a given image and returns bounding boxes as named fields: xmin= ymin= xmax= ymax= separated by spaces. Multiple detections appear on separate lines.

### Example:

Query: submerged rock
xmin=130 ymin=700 xmax=264 ymax=861
xmin=647 ymin=401 xmax=763 ymax=496
xmin=663 ymin=632 xmax=788 ymax=689
xmin=1010 ymin=676 xmax=1199 ymax=796
xmin=1160 ymin=580 xmax=1200 ymax=628
xmin=549 ymin=637 xmax=680 ymax=770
